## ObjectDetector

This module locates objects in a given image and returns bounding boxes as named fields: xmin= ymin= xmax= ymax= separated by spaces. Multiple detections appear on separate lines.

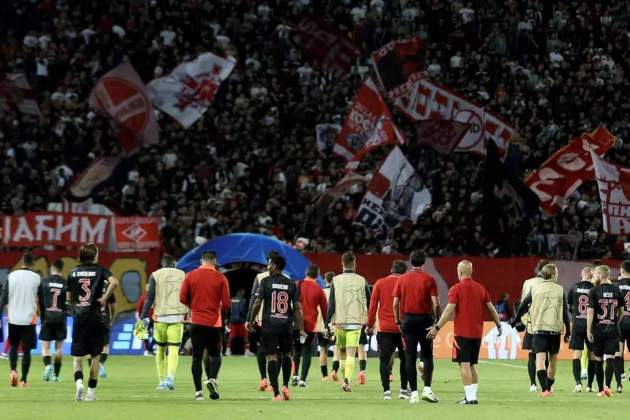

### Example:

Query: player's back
xmin=6 ymin=268 xmax=41 ymax=325
xmin=298 ymin=279 xmax=325 ymax=332
xmin=616 ymin=278 xmax=630 ymax=332
xmin=372 ymin=274 xmax=399 ymax=332
xmin=68 ymin=263 xmax=110 ymax=324
xmin=567 ymin=280 xmax=593 ymax=332
xmin=260 ymin=274 xmax=297 ymax=333
xmin=590 ymin=282 xmax=624 ymax=336
xmin=39 ymin=274 xmax=67 ymax=324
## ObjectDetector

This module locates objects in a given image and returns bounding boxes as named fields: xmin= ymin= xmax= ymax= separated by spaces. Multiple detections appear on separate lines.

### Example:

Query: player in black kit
xmin=615 ymin=260 xmax=630 ymax=392
xmin=567 ymin=266 xmax=594 ymax=392
xmin=587 ymin=265 xmax=623 ymax=398
xmin=68 ymin=244 xmax=118 ymax=402
xmin=39 ymin=259 xmax=68 ymax=382
xmin=248 ymin=255 xmax=305 ymax=401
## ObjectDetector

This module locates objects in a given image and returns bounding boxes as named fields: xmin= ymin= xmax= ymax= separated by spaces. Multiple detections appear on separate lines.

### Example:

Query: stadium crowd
xmin=2 ymin=0 xmax=630 ymax=259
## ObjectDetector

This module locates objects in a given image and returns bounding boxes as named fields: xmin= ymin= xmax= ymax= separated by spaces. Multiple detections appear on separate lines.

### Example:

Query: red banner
xmin=2 ymin=212 xmax=110 ymax=248
xmin=525 ymin=127 xmax=616 ymax=214
xmin=371 ymin=37 xmax=426 ymax=99
xmin=113 ymin=217 xmax=161 ymax=250
xmin=415 ymin=119 xmax=470 ymax=155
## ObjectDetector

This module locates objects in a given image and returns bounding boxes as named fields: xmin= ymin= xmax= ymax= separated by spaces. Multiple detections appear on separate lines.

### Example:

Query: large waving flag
xmin=148 ymin=52 xmax=236 ymax=128
xmin=371 ymin=37 xmax=426 ymax=99
xmin=334 ymin=79 xmax=404 ymax=169
xmin=590 ymin=149 xmax=630 ymax=235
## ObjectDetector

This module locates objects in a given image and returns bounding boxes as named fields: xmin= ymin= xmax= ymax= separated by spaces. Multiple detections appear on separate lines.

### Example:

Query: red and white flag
xmin=371 ymin=37 xmax=426 ymax=99
xmin=291 ymin=16 xmax=360 ymax=77
xmin=0 ymin=73 xmax=41 ymax=117
xmin=148 ymin=52 xmax=236 ymax=128
xmin=525 ymin=127 xmax=616 ymax=214
xmin=415 ymin=119 xmax=470 ymax=155
xmin=89 ymin=61 xmax=159 ymax=154
xmin=393 ymin=79 xmax=514 ymax=155
xmin=591 ymin=150 xmax=630 ymax=235
xmin=334 ymin=79 xmax=404 ymax=169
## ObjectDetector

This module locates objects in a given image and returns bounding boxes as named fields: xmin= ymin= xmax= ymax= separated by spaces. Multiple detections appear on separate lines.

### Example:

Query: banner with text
xmin=113 ymin=217 xmax=162 ymax=251
xmin=591 ymin=150 xmax=630 ymax=234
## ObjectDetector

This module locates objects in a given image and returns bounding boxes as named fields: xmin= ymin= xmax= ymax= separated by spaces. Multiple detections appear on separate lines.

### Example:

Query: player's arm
xmin=98 ymin=275 xmax=119 ymax=306
xmin=140 ymin=275 xmax=156 ymax=320
xmin=221 ymin=277 xmax=231 ymax=327
xmin=485 ymin=301 xmax=502 ymax=330
xmin=367 ymin=283 xmax=380 ymax=332
xmin=318 ymin=289 xmax=328 ymax=326
xmin=248 ymin=278 xmax=264 ymax=328
xmin=562 ymin=294 xmax=571 ymax=342
xmin=586 ymin=289 xmax=596 ymax=342
xmin=430 ymin=277 xmax=440 ymax=319
xmin=246 ymin=275 xmax=261 ymax=325
xmin=513 ymin=292 xmax=532 ymax=323
xmin=325 ymin=282 xmax=336 ymax=326
xmin=294 ymin=301 xmax=305 ymax=334
xmin=427 ymin=303 xmax=456 ymax=339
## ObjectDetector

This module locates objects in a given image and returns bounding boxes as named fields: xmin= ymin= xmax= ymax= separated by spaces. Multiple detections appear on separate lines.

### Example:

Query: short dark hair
xmin=201 ymin=251 xmax=217 ymax=263
xmin=341 ymin=252 xmax=355 ymax=267
xmin=51 ymin=259 xmax=64 ymax=271
xmin=21 ymin=253 xmax=35 ymax=267
xmin=621 ymin=260 xmax=630 ymax=275
xmin=161 ymin=254 xmax=176 ymax=268
xmin=535 ymin=259 xmax=549 ymax=275
xmin=409 ymin=250 xmax=426 ymax=267
xmin=270 ymin=254 xmax=286 ymax=271
xmin=306 ymin=264 xmax=319 ymax=278
xmin=267 ymin=250 xmax=280 ymax=260
xmin=324 ymin=271 xmax=335 ymax=283
xmin=591 ymin=259 xmax=603 ymax=268
xmin=79 ymin=243 xmax=98 ymax=264
xmin=392 ymin=260 xmax=407 ymax=275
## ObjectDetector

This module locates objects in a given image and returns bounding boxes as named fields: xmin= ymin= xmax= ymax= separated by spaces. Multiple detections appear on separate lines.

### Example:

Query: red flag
xmin=291 ymin=16 xmax=360 ymax=77
xmin=334 ymin=79 xmax=404 ymax=169
xmin=89 ymin=61 xmax=159 ymax=154
xmin=525 ymin=127 xmax=616 ymax=214
xmin=590 ymin=150 xmax=630 ymax=235
xmin=371 ymin=37 xmax=426 ymax=99
xmin=314 ymin=172 xmax=368 ymax=221
xmin=415 ymin=119 xmax=469 ymax=155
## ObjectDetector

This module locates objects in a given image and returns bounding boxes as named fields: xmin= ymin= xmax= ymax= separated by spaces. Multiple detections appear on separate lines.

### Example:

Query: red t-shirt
xmin=448 ymin=277 xmax=491 ymax=338
xmin=393 ymin=268 xmax=437 ymax=315
xmin=298 ymin=277 xmax=328 ymax=333
xmin=368 ymin=274 xmax=400 ymax=333
xmin=179 ymin=265 xmax=230 ymax=327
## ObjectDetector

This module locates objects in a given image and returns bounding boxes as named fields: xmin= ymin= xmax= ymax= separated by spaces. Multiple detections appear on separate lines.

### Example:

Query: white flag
xmin=590 ymin=149 xmax=630 ymax=235
xmin=148 ymin=52 xmax=236 ymax=128
xmin=355 ymin=147 xmax=431 ymax=233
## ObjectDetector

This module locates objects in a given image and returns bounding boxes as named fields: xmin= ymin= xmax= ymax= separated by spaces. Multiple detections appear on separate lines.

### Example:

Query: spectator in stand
xmin=226 ymin=288 xmax=251 ymax=356
xmin=495 ymin=293 xmax=513 ymax=323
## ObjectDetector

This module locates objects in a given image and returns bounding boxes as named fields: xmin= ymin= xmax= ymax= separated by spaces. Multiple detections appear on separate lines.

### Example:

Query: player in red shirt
xmin=292 ymin=265 xmax=328 ymax=387
xmin=393 ymin=250 xmax=439 ymax=403
xmin=367 ymin=260 xmax=408 ymax=400
xmin=427 ymin=260 xmax=502 ymax=405
xmin=179 ymin=251 xmax=231 ymax=401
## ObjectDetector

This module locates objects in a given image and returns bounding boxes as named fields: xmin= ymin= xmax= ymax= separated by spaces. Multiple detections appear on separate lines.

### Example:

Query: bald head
xmin=457 ymin=260 xmax=473 ymax=280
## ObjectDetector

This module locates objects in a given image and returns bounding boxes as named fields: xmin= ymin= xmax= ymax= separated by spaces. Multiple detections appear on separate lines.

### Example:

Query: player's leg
xmin=535 ymin=350 xmax=549 ymax=392
xmin=546 ymin=352 xmax=559 ymax=392
xmin=396 ymin=335 xmax=408 ymax=398
xmin=318 ymin=334 xmax=329 ymax=380
xmin=73 ymin=357 xmax=85 ymax=400
xmin=592 ymin=339 xmax=605 ymax=393
xmin=99 ymin=341 xmax=109 ymax=378
xmin=153 ymin=322 xmax=168 ymax=388
xmin=332 ymin=342 xmax=341 ymax=381
xmin=204 ymin=327 xmax=222 ymax=400
xmin=291 ymin=331 xmax=302 ymax=386
xmin=42 ymin=340 xmax=53 ymax=381
xmin=165 ymin=323 xmax=183 ymax=389
xmin=280 ymin=342 xmax=293 ymax=400
xmin=19 ymin=325 xmax=36 ymax=386
xmin=53 ymin=339 xmax=63 ymax=380
xmin=8 ymin=324 xmax=20 ymax=386
xmin=189 ymin=325 xmax=205 ymax=399
xmin=402 ymin=320 xmax=419 ymax=400
xmin=253 ymin=325 xmax=269 ymax=389
xmin=377 ymin=332 xmax=394 ymax=397
xmin=357 ymin=330 xmax=367 ymax=384
xmin=570 ymin=332 xmax=585 ymax=390
xmin=522 ymin=332 xmax=537 ymax=390
xmin=615 ymin=341 xmax=624 ymax=392
xmin=418 ymin=317 xmax=437 ymax=402
xmin=85 ymin=324 xmax=107 ymax=401
xmin=267 ymin=353 xmax=281 ymax=399
xmin=299 ymin=333 xmax=315 ymax=385
xmin=334 ymin=329 xmax=346 ymax=382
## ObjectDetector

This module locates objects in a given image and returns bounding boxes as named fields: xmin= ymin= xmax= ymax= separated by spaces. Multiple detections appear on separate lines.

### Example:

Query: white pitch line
xmin=479 ymin=360 xmax=527 ymax=370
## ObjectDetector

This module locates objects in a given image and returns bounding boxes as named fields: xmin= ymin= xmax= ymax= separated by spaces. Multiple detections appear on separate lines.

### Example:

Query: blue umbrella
xmin=176 ymin=233 xmax=321 ymax=284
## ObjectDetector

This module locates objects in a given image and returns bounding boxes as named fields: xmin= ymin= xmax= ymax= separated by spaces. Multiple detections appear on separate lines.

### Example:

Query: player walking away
xmin=141 ymin=255 xmax=187 ymax=390
xmin=326 ymin=252 xmax=370 ymax=393
xmin=393 ymin=250 xmax=440 ymax=404
xmin=567 ymin=267 xmax=595 ymax=392
xmin=226 ymin=288 xmax=251 ymax=356
xmin=292 ymin=264 xmax=327 ymax=387
xmin=317 ymin=271 xmax=334 ymax=381
xmin=616 ymin=260 xmax=630 ymax=391
xmin=514 ymin=264 xmax=570 ymax=398
xmin=39 ymin=259 xmax=68 ymax=382
xmin=246 ymin=251 xmax=279 ymax=391
xmin=68 ymin=244 xmax=119 ymax=401
xmin=587 ymin=265 xmax=624 ymax=397
xmin=367 ymin=260 xmax=409 ymax=400
xmin=179 ymin=251 xmax=230 ymax=401
xmin=518 ymin=259 xmax=549 ymax=392
xmin=428 ymin=260 xmax=502 ymax=405
xmin=357 ymin=329 xmax=368 ymax=385
xmin=249 ymin=255 xmax=305 ymax=401
xmin=1 ymin=253 xmax=41 ymax=387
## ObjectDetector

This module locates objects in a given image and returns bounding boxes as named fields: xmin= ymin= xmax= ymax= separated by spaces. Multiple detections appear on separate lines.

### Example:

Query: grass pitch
xmin=0 ymin=356 xmax=626 ymax=419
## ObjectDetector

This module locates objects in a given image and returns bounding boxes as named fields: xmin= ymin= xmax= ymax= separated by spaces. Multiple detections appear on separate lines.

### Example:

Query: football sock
xmin=605 ymin=358 xmax=614 ymax=388
xmin=536 ymin=370 xmax=547 ymax=392
xmin=359 ymin=359 xmax=366 ymax=372
xmin=21 ymin=350 xmax=31 ymax=382
xmin=167 ymin=345 xmax=179 ymax=380
xmin=301 ymin=344 xmax=312 ymax=381
xmin=472 ymin=383 xmax=478 ymax=400
xmin=100 ymin=353 xmax=108 ymax=365
xmin=344 ymin=356 xmax=355 ymax=380
xmin=527 ymin=353 xmax=536 ymax=386
xmin=88 ymin=378 xmax=97 ymax=389
xmin=267 ymin=360 xmax=280 ymax=396
xmin=422 ymin=357 xmax=434 ymax=387
xmin=464 ymin=384 xmax=475 ymax=401
xmin=208 ymin=355 xmax=221 ymax=380
xmin=332 ymin=360 xmax=340 ymax=373
xmin=74 ymin=371 xmax=83 ymax=382
xmin=547 ymin=377 xmax=555 ymax=390
xmin=379 ymin=351 xmax=391 ymax=391
xmin=595 ymin=360 xmax=604 ymax=392
xmin=257 ymin=351 xmax=267 ymax=379
xmin=54 ymin=362 xmax=62 ymax=377
xmin=282 ymin=356 xmax=292 ymax=387
xmin=43 ymin=355 xmax=52 ymax=366
xmin=572 ymin=359 xmax=581 ymax=385
xmin=155 ymin=345 xmax=167 ymax=381
xmin=615 ymin=357 xmax=623 ymax=387
xmin=321 ymin=365 xmax=328 ymax=377
xmin=293 ymin=353 xmax=301 ymax=379
xmin=587 ymin=360 xmax=595 ymax=387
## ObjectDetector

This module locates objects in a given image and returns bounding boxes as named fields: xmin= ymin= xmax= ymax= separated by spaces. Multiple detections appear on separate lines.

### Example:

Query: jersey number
xmin=597 ymin=299 xmax=618 ymax=321
xmin=50 ymin=288 xmax=61 ymax=310
xmin=624 ymin=292 xmax=630 ymax=313
xmin=78 ymin=279 xmax=91 ymax=302
xmin=577 ymin=294 xmax=589 ymax=316
xmin=271 ymin=291 xmax=289 ymax=314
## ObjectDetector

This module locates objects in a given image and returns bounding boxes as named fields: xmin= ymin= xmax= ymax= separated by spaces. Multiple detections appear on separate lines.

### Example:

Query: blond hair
xmin=594 ymin=264 xmax=610 ymax=279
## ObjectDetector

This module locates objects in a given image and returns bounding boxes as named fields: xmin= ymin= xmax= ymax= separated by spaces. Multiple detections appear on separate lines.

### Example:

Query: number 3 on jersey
xmin=79 ymin=279 xmax=92 ymax=302
xmin=271 ymin=290 xmax=289 ymax=314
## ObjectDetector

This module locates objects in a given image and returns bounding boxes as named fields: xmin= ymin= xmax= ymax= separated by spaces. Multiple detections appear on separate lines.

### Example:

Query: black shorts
xmin=569 ymin=331 xmax=592 ymax=351
xmin=293 ymin=331 xmax=315 ymax=352
xmin=8 ymin=324 xmax=37 ymax=350
xmin=452 ymin=336 xmax=482 ymax=365
xmin=377 ymin=332 xmax=404 ymax=356
xmin=532 ymin=333 xmax=561 ymax=355
xmin=401 ymin=314 xmax=434 ymax=359
xmin=260 ymin=329 xmax=292 ymax=355
xmin=593 ymin=335 xmax=620 ymax=357
xmin=190 ymin=324 xmax=223 ymax=357
xmin=71 ymin=320 xmax=108 ymax=357
xmin=359 ymin=329 xmax=368 ymax=345
xmin=620 ymin=328 xmax=630 ymax=351
xmin=522 ymin=332 xmax=533 ymax=351
xmin=317 ymin=332 xmax=331 ymax=348
xmin=39 ymin=322 xmax=67 ymax=342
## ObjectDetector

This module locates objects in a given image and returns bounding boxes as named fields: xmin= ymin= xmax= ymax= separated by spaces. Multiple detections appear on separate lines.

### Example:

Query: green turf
xmin=0 ymin=356 xmax=627 ymax=419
